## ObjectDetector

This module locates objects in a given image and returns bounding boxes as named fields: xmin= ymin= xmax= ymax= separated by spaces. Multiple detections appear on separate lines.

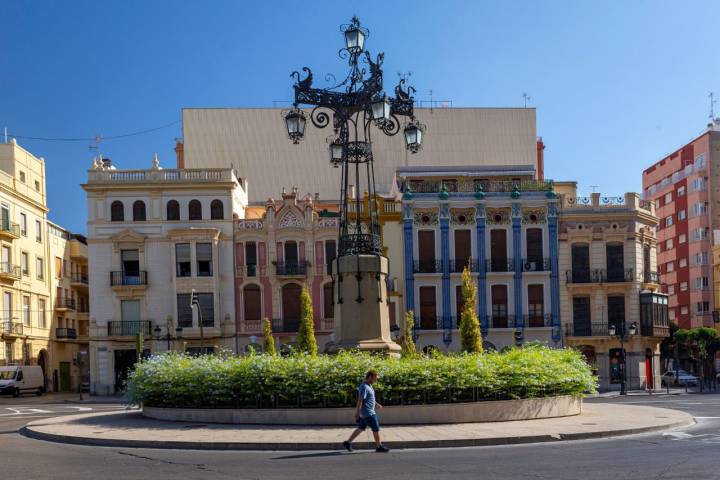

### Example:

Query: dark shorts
xmin=356 ymin=414 xmax=380 ymax=432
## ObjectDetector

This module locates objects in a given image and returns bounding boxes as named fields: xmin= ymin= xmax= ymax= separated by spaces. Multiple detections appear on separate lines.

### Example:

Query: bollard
xmin=666 ymin=382 xmax=670 ymax=395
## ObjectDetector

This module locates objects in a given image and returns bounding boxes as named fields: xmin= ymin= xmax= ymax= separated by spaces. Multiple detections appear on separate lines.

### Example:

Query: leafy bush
xmin=127 ymin=345 xmax=596 ymax=408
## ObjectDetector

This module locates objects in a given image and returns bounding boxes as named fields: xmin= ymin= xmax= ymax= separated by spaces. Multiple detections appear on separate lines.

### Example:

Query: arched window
xmin=166 ymin=200 xmax=180 ymax=220
xmin=132 ymin=201 xmax=146 ymax=221
xmin=188 ymin=200 xmax=202 ymax=220
xmin=243 ymin=284 xmax=262 ymax=321
xmin=110 ymin=201 xmax=124 ymax=221
xmin=210 ymin=199 xmax=224 ymax=220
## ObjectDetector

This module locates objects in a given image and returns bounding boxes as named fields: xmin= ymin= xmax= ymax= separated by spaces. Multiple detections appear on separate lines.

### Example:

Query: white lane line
xmin=663 ymin=431 xmax=694 ymax=439
xmin=694 ymin=416 xmax=720 ymax=419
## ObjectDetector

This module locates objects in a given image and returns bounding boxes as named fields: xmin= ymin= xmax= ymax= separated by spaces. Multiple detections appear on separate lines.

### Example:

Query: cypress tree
xmin=296 ymin=286 xmax=318 ymax=356
xmin=263 ymin=318 xmax=276 ymax=356
xmin=459 ymin=264 xmax=483 ymax=353
xmin=400 ymin=310 xmax=417 ymax=357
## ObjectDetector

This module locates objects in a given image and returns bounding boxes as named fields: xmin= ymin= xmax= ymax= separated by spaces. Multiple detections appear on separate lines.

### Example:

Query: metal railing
xmin=598 ymin=268 xmax=634 ymax=283
xmin=0 ymin=322 xmax=23 ymax=336
xmin=404 ymin=179 xmax=553 ymax=194
xmin=414 ymin=260 xmax=442 ymax=273
xmin=110 ymin=271 xmax=148 ymax=286
xmin=71 ymin=272 xmax=89 ymax=284
xmin=107 ymin=320 xmax=153 ymax=336
xmin=56 ymin=328 xmax=77 ymax=339
xmin=523 ymin=314 xmax=552 ymax=327
xmin=274 ymin=261 xmax=308 ymax=276
xmin=565 ymin=322 xmax=609 ymax=336
xmin=449 ymin=259 xmax=480 ymax=273
xmin=416 ymin=316 xmax=443 ymax=330
xmin=271 ymin=318 xmax=299 ymax=333
xmin=0 ymin=222 xmax=20 ymax=237
xmin=521 ymin=258 xmax=551 ymax=272
xmin=488 ymin=316 xmax=517 ymax=329
xmin=55 ymin=297 xmax=76 ymax=310
xmin=486 ymin=258 xmax=514 ymax=273
xmin=0 ymin=262 xmax=21 ymax=278
xmin=565 ymin=269 xmax=599 ymax=283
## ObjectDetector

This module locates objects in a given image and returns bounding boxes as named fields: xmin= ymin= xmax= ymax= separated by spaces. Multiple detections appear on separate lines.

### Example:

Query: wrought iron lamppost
xmin=608 ymin=321 xmax=637 ymax=395
xmin=153 ymin=318 xmax=183 ymax=351
xmin=283 ymin=16 xmax=425 ymax=354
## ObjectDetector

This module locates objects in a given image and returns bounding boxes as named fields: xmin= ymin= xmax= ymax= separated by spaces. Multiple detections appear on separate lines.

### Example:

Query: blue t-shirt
xmin=358 ymin=382 xmax=376 ymax=418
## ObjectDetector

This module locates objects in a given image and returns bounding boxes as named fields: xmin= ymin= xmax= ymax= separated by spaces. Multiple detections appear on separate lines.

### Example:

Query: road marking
xmin=663 ymin=432 xmax=694 ymax=439
xmin=694 ymin=416 xmax=720 ymax=419
xmin=66 ymin=406 xmax=93 ymax=412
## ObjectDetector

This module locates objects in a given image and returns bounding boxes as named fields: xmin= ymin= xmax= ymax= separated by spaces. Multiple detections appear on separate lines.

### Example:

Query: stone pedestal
xmin=328 ymin=254 xmax=401 ymax=356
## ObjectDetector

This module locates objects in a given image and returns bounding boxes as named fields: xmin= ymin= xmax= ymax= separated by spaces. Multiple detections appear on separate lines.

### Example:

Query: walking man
xmin=343 ymin=369 xmax=390 ymax=452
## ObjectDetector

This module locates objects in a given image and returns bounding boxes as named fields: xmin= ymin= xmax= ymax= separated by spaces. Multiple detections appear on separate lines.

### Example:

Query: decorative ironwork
xmin=521 ymin=207 xmax=547 ymax=224
xmin=413 ymin=208 xmax=439 ymax=226
xmin=450 ymin=208 xmax=476 ymax=225
xmin=485 ymin=207 xmax=511 ymax=225
xmin=285 ymin=17 xmax=422 ymax=257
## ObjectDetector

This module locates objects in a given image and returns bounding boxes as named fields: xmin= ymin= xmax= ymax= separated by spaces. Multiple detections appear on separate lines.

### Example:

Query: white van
xmin=0 ymin=365 xmax=44 ymax=397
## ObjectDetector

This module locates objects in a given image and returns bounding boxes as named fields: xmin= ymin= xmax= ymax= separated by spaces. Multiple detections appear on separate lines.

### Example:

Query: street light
xmin=342 ymin=16 xmax=367 ymax=54
xmin=328 ymin=138 xmax=343 ymax=168
xmin=609 ymin=321 xmax=637 ymax=395
xmin=284 ymin=108 xmax=306 ymax=144
xmin=153 ymin=318 xmax=183 ymax=351
xmin=404 ymin=120 xmax=425 ymax=153
xmin=371 ymin=94 xmax=391 ymax=124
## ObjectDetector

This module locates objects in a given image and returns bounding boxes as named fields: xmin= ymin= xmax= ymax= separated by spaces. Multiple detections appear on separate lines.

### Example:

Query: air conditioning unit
xmin=524 ymin=262 xmax=536 ymax=271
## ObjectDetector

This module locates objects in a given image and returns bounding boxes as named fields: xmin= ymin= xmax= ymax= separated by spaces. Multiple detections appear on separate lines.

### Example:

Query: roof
xmin=396 ymin=164 xmax=536 ymax=178
xmin=182 ymin=107 xmax=538 ymax=202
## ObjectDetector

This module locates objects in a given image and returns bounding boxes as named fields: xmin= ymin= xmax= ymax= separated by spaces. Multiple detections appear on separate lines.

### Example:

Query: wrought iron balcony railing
xmin=107 ymin=320 xmax=153 ymax=337
xmin=71 ymin=272 xmax=89 ymax=284
xmin=598 ymin=268 xmax=634 ymax=283
xmin=643 ymin=270 xmax=660 ymax=284
xmin=1 ymin=322 xmax=23 ymax=336
xmin=523 ymin=314 xmax=552 ymax=328
xmin=56 ymin=327 xmax=77 ymax=339
xmin=416 ymin=316 xmax=443 ymax=330
xmin=486 ymin=258 xmax=514 ymax=273
xmin=449 ymin=259 xmax=480 ymax=273
xmin=55 ymin=297 xmax=76 ymax=310
xmin=0 ymin=262 xmax=21 ymax=278
xmin=413 ymin=260 xmax=442 ymax=274
xmin=274 ymin=261 xmax=308 ymax=276
xmin=271 ymin=318 xmax=299 ymax=333
xmin=110 ymin=271 xmax=148 ymax=286
xmin=0 ymin=222 xmax=20 ymax=237
xmin=565 ymin=269 xmax=600 ymax=284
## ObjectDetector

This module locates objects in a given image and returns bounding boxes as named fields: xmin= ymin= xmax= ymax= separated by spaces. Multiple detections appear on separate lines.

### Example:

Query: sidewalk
xmin=21 ymin=403 xmax=694 ymax=451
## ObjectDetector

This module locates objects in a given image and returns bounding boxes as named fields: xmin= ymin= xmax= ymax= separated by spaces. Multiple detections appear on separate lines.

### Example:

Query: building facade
xmin=642 ymin=121 xmax=720 ymax=329
xmin=558 ymin=189 xmax=668 ymax=391
xmin=397 ymin=166 xmax=561 ymax=351
xmin=82 ymin=157 xmax=244 ymax=394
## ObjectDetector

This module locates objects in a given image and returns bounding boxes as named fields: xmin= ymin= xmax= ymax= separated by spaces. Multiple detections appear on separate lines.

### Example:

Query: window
xmin=19 ymin=213 xmax=27 ymax=236
xmin=210 ymin=199 xmax=224 ymax=220
xmin=38 ymin=299 xmax=46 ymax=328
xmin=491 ymin=284 xmax=508 ymax=328
xmin=572 ymin=297 xmax=591 ymax=335
xmin=417 ymin=231 xmax=436 ymax=272
xmin=175 ymin=243 xmax=191 ymax=277
xmin=694 ymin=277 xmax=709 ymax=289
xmin=490 ymin=229 xmax=508 ymax=272
xmin=55 ymin=257 xmax=62 ymax=279
xmin=22 ymin=296 xmax=30 ymax=326
xmin=195 ymin=293 xmax=214 ymax=327
xmin=454 ymin=229 xmax=472 ymax=271
xmin=323 ymin=283 xmax=334 ymax=319
xmin=693 ymin=252 xmax=709 ymax=265
xmin=121 ymin=300 xmax=140 ymax=322
xmin=4 ymin=343 xmax=11 ymax=363
xmin=177 ymin=294 xmax=193 ymax=328
xmin=121 ymin=250 xmax=140 ymax=277
xmin=243 ymin=285 xmax=262 ymax=321
xmin=664 ymin=192 xmax=672 ymax=204
xmin=245 ymin=242 xmax=258 ymax=276
xmin=34 ymin=180 xmax=40 ymax=192
xmin=695 ymin=154 xmax=706 ymax=169
xmin=606 ymin=243 xmax=624 ymax=280
xmin=110 ymin=201 xmax=124 ymax=221
xmin=679 ymin=258 xmax=687 ymax=268
xmin=419 ymin=286 xmax=437 ymax=329
xmin=666 ymin=262 xmax=674 ymax=272
xmin=696 ymin=301 xmax=710 ymax=314
xmin=691 ymin=177 xmax=706 ymax=192
xmin=19 ymin=171 xmax=25 ymax=183
xmin=677 ymin=186 xmax=685 ymax=197
xmin=571 ymin=244 xmax=590 ymax=282
xmin=665 ymin=216 xmax=673 ymax=227
xmin=3 ymin=292 xmax=10 ymax=324
xmin=526 ymin=228 xmax=543 ymax=264
xmin=680 ymin=305 xmax=689 ymax=315
xmin=527 ymin=285 xmax=544 ymax=327
xmin=680 ymin=281 xmax=688 ymax=291
xmin=667 ymin=284 xmax=675 ymax=295
xmin=678 ymin=210 xmax=686 ymax=220
xmin=132 ymin=201 xmax=146 ymax=221
xmin=692 ymin=228 xmax=708 ymax=241
xmin=21 ymin=252 xmax=28 ymax=276
xmin=188 ymin=200 xmax=202 ymax=220
xmin=692 ymin=202 xmax=708 ymax=217
xmin=196 ymin=243 xmax=213 ymax=277
xmin=36 ymin=257 xmax=44 ymax=280
xmin=665 ymin=239 xmax=673 ymax=250
xmin=166 ymin=200 xmax=180 ymax=220
xmin=679 ymin=234 xmax=687 ymax=244
xmin=325 ymin=240 xmax=336 ymax=275
xmin=35 ymin=219 xmax=42 ymax=242
xmin=607 ymin=295 xmax=626 ymax=333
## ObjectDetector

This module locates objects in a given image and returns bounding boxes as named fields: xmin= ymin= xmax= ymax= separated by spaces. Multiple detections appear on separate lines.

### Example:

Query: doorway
xmin=281 ymin=283 xmax=302 ymax=332
xmin=59 ymin=362 xmax=71 ymax=392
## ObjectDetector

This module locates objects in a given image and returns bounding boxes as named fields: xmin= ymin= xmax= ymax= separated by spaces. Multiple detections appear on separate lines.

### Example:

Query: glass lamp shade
xmin=329 ymin=142 xmax=343 ymax=167
xmin=608 ymin=325 xmax=616 ymax=336
xmin=404 ymin=122 xmax=423 ymax=153
xmin=372 ymin=96 xmax=391 ymax=122
xmin=284 ymin=109 xmax=306 ymax=143
xmin=628 ymin=322 xmax=638 ymax=335
xmin=344 ymin=27 xmax=365 ymax=53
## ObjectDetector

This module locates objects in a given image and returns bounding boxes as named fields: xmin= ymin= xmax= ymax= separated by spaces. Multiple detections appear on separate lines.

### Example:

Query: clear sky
xmin=1 ymin=0 xmax=718 ymax=233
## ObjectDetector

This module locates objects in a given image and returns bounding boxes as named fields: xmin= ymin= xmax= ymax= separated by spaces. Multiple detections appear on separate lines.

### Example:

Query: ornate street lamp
xmin=609 ymin=321 xmax=637 ymax=395
xmin=285 ymin=16 xmax=424 ymax=355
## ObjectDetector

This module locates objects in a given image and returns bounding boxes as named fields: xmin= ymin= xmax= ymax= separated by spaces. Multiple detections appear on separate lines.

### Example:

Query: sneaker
xmin=342 ymin=441 xmax=353 ymax=452
xmin=375 ymin=445 xmax=390 ymax=453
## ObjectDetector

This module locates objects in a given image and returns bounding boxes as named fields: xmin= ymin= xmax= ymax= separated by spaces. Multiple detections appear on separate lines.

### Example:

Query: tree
xmin=400 ymin=310 xmax=417 ymax=357
xmin=296 ymin=285 xmax=318 ymax=356
xmin=263 ymin=318 xmax=276 ymax=356
xmin=459 ymin=264 xmax=483 ymax=353
xmin=674 ymin=327 xmax=720 ymax=381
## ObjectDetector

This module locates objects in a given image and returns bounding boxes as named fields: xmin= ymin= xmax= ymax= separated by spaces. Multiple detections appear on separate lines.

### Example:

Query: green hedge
xmin=127 ymin=345 xmax=596 ymax=408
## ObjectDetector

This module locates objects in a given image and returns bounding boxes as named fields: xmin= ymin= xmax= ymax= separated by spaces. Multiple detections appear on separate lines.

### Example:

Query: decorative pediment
xmin=278 ymin=209 xmax=303 ymax=228
xmin=450 ymin=208 xmax=476 ymax=226
xmin=522 ymin=207 xmax=547 ymax=225
xmin=110 ymin=229 xmax=146 ymax=243
xmin=485 ymin=207 xmax=511 ymax=225
xmin=413 ymin=208 xmax=439 ymax=226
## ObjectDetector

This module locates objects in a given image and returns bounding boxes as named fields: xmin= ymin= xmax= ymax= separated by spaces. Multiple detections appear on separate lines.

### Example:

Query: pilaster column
xmin=548 ymin=200 xmax=561 ymax=343
xmin=476 ymin=202 xmax=488 ymax=335
xmin=440 ymin=202 xmax=451 ymax=335
xmin=512 ymin=202 xmax=523 ymax=328
xmin=402 ymin=202 xmax=415 ymax=321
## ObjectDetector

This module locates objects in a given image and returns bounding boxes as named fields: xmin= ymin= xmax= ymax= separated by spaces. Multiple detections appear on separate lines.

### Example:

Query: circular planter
xmin=143 ymin=395 xmax=582 ymax=425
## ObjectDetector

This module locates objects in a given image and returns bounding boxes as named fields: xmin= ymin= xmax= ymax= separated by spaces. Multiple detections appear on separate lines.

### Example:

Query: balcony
xmin=600 ymin=268 xmax=634 ymax=283
xmin=486 ymin=258 xmax=514 ymax=273
xmin=0 ymin=222 xmax=20 ymax=240
xmin=565 ymin=322 xmax=609 ymax=336
xmin=110 ymin=271 xmax=148 ymax=287
xmin=523 ymin=314 xmax=553 ymax=327
xmin=0 ymin=263 xmax=21 ymax=282
xmin=449 ymin=259 xmax=480 ymax=273
xmin=417 ymin=316 xmax=443 ymax=330
xmin=272 ymin=318 xmax=299 ymax=333
xmin=55 ymin=327 xmax=77 ymax=339
xmin=71 ymin=272 xmax=89 ymax=289
xmin=522 ymin=258 xmax=551 ymax=272
xmin=489 ymin=316 xmax=518 ymax=329
xmin=107 ymin=320 xmax=153 ymax=337
xmin=414 ymin=260 xmax=442 ymax=274
xmin=240 ymin=264 xmax=267 ymax=277
xmin=0 ymin=322 xmax=23 ymax=337
xmin=55 ymin=297 xmax=76 ymax=311
xmin=274 ymin=261 xmax=308 ymax=277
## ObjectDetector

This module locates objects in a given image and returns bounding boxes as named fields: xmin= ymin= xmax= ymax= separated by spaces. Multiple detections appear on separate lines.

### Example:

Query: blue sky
xmin=1 ymin=0 xmax=718 ymax=233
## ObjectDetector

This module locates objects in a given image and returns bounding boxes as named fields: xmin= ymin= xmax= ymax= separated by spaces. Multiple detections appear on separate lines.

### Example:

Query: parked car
xmin=661 ymin=369 xmax=698 ymax=387
xmin=0 ymin=365 xmax=44 ymax=397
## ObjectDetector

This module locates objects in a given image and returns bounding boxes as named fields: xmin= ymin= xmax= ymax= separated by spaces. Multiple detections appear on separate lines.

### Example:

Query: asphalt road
xmin=2 ymin=393 xmax=720 ymax=480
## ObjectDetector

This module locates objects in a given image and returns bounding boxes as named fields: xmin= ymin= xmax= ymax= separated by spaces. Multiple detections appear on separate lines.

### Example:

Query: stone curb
xmin=19 ymin=417 xmax=695 ymax=451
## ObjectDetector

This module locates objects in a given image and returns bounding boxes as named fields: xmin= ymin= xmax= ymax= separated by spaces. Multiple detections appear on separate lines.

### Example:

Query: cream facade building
xmin=557 ymin=188 xmax=669 ymax=391
xmin=82 ymin=157 xmax=244 ymax=394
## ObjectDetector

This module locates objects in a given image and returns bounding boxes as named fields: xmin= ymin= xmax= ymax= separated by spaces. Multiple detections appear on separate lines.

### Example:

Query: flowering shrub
xmin=127 ymin=345 xmax=596 ymax=408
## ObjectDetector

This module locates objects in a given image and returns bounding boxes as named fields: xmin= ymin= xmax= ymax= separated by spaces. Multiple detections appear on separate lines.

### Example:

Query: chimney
xmin=175 ymin=138 xmax=184 ymax=169
xmin=536 ymin=137 xmax=545 ymax=180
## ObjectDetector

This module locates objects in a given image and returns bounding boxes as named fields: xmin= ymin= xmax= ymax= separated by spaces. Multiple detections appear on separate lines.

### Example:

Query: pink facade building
xmin=642 ymin=122 xmax=720 ymax=329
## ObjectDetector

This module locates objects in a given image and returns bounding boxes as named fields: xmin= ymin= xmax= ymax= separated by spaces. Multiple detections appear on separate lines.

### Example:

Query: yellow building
xmin=0 ymin=139 xmax=87 ymax=392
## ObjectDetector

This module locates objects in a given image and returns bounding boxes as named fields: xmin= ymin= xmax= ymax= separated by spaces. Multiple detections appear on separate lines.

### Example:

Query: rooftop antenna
xmin=589 ymin=185 xmax=599 ymax=193
xmin=429 ymin=89 xmax=433 ymax=113
xmin=709 ymin=92 xmax=717 ymax=121
xmin=88 ymin=134 xmax=103 ymax=160
xmin=523 ymin=92 xmax=531 ymax=108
